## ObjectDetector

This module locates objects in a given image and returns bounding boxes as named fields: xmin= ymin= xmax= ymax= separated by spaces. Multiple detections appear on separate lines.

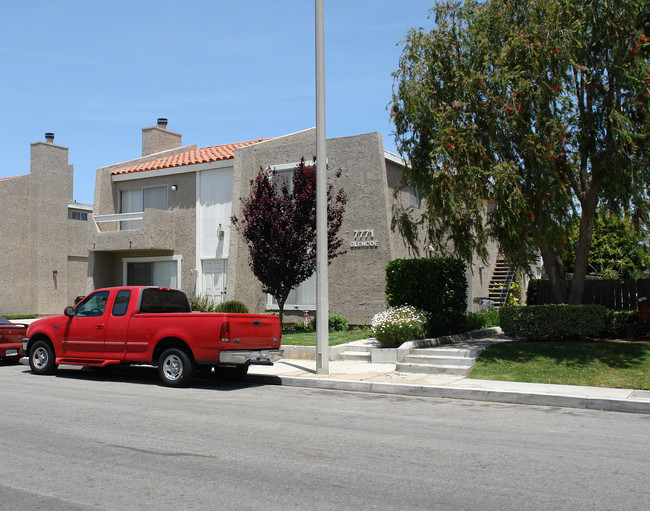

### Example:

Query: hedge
xmin=386 ymin=257 xmax=467 ymax=337
xmin=604 ymin=310 xmax=638 ymax=338
xmin=499 ymin=305 xmax=607 ymax=340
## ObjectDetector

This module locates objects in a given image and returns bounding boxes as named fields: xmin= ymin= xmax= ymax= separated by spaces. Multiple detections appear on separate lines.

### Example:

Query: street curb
xmin=281 ymin=327 xmax=505 ymax=361
xmin=247 ymin=374 xmax=650 ymax=414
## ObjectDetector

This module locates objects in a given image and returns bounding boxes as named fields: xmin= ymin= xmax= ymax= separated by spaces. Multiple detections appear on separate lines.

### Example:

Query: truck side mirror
xmin=64 ymin=306 xmax=75 ymax=318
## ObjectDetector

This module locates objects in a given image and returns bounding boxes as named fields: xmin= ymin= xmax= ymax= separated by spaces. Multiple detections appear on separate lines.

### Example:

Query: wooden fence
xmin=533 ymin=279 xmax=650 ymax=310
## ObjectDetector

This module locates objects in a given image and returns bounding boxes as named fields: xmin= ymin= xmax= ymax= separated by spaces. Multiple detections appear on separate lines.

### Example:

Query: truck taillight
xmin=220 ymin=321 xmax=230 ymax=343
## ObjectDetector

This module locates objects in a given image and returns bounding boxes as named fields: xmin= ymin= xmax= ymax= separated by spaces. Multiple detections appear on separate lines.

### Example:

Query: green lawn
xmin=468 ymin=339 xmax=650 ymax=390
xmin=281 ymin=330 xmax=373 ymax=346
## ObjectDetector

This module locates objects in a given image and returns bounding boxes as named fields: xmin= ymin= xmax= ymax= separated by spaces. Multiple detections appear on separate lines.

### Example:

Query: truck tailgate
xmin=226 ymin=314 xmax=281 ymax=348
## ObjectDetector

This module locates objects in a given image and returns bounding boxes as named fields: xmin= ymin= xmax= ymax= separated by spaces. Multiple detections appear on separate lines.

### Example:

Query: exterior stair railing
xmin=498 ymin=264 xmax=518 ymax=308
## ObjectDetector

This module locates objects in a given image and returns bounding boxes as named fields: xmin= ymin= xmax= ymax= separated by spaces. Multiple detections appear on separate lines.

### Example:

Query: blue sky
xmin=0 ymin=1 xmax=433 ymax=205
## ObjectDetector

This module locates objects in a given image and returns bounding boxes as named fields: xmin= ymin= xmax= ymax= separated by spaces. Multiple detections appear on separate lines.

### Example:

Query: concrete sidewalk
xmin=247 ymin=357 xmax=650 ymax=415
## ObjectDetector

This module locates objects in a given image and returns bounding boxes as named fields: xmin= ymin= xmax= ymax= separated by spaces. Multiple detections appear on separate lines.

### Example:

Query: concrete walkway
xmin=248 ymin=336 xmax=650 ymax=415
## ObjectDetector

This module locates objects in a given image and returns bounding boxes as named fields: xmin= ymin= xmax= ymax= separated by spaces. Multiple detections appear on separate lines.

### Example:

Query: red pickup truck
xmin=23 ymin=286 xmax=282 ymax=387
xmin=0 ymin=317 xmax=28 ymax=364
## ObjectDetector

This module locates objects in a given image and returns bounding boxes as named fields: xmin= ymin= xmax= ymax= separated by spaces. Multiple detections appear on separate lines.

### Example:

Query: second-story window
xmin=119 ymin=185 xmax=168 ymax=229
xmin=143 ymin=185 xmax=168 ymax=210
xmin=69 ymin=210 xmax=88 ymax=221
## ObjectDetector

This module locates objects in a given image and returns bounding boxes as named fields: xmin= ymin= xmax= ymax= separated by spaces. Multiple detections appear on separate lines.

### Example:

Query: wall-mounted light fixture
xmin=217 ymin=223 xmax=225 ymax=239
xmin=171 ymin=185 xmax=177 ymax=191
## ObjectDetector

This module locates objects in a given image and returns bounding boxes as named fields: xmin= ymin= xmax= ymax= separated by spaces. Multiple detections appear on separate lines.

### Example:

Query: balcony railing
xmin=93 ymin=212 xmax=144 ymax=231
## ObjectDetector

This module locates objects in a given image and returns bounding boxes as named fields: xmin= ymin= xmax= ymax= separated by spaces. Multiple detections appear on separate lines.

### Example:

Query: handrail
xmin=93 ymin=212 xmax=144 ymax=232
xmin=498 ymin=265 xmax=518 ymax=307
xmin=94 ymin=212 xmax=144 ymax=223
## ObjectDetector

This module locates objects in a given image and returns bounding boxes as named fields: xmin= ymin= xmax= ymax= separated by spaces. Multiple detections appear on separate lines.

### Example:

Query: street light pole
xmin=315 ymin=0 xmax=329 ymax=374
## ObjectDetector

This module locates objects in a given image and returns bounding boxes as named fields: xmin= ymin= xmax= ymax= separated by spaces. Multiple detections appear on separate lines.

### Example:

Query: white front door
xmin=202 ymin=259 xmax=227 ymax=304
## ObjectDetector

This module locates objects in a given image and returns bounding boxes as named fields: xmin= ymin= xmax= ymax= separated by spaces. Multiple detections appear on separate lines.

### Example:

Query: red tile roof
xmin=0 ymin=175 xmax=25 ymax=182
xmin=112 ymin=138 xmax=267 ymax=175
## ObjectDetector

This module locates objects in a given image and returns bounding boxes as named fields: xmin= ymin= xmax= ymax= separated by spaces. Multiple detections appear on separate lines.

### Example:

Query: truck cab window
xmin=139 ymin=288 xmax=191 ymax=313
xmin=75 ymin=291 xmax=111 ymax=317
xmin=112 ymin=290 xmax=131 ymax=317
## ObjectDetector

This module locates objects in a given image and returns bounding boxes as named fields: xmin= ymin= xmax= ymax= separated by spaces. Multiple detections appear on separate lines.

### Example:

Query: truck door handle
xmin=96 ymin=324 xmax=105 ymax=329
xmin=253 ymin=320 xmax=260 ymax=326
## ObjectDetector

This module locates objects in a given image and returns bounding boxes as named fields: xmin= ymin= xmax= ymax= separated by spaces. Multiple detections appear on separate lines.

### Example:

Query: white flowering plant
xmin=371 ymin=305 xmax=429 ymax=347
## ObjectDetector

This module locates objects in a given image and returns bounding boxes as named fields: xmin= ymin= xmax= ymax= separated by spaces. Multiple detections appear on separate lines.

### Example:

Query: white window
xmin=123 ymin=256 xmax=181 ymax=288
xmin=268 ymin=272 xmax=316 ymax=310
xmin=119 ymin=185 xmax=168 ymax=229
xmin=144 ymin=185 xmax=168 ymax=210
xmin=271 ymin=161 xmax=315 ymax=195
xmin=264 ymin=161 xmax=318 ymax=310
xmin=274 ymin=168 xmax=294 ymax=193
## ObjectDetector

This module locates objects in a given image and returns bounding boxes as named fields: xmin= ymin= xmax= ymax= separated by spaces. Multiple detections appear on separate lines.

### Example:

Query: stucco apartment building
xmin=88 ymin=120 xmax=499 ymax=324
xmin=0 ymin=134 xmax=92 ymax=315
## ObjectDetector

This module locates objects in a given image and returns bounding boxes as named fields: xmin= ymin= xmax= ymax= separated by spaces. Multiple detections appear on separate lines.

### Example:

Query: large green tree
xmin=562 ymin=210 xmax=650 ymax=280
xmin=391 ymin=0 xmax=649 ymax=303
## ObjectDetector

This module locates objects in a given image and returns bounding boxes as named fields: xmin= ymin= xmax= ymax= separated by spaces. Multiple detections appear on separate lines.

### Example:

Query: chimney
xmin=142 ymin=118 xmax=182 ymax=157
xmin=45 ymin=133 xmax=55 ymax=144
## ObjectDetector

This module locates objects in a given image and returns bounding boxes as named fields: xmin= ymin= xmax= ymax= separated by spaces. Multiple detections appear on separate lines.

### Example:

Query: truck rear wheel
xmin=29 ymin=340 xmax=58 ymax=375
xmin=158 ymin=348 xmax=194 ymax=387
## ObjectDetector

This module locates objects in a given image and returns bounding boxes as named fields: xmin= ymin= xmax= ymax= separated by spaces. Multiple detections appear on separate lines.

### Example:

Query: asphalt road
xmin=1 ymin=361 xmax=649 ymax=511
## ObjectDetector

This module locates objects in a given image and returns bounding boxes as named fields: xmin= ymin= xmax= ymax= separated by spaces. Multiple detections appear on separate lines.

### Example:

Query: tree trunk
xmin=538 ymin=239 xmax=569 ymax=303
xmin=568 ymin=186 xmax=599 ymax=304
xmin=277 ymin=290 xmax=291 ymax=330
xmin=277 ymin=301 xmax=285 ymax=330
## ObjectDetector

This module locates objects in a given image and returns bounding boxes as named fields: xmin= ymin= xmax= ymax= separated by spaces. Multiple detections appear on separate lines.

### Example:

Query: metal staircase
xmin=488 ymin=256 xmax=518 ymax=308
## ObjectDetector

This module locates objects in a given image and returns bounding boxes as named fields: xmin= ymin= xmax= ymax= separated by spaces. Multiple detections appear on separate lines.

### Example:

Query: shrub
xmin=603 ymin=310 xmax=638 ymax=338
xmin=214 ymin=300 xmax=250 ymax=314
xmin=189 ymin=297 xmax=250 ymax=313
xmin=466 ymin=310 xmax=500 ymax=331
xmin=526 ymin=279 xmax=542 ymax=305
xmin=385 ymin=258 xmax=467 ymax=337
xmin=189 ymin=295 xmax=219 ymax=312
xmin=371 ymin=305 xmax=429 ymax=347
xmin=296 ymin=314 xmax=315 ymax=332
xmin=499 ymin=304 xmax=607 ymax=340
xmin=328 ymin=314 xmax=349 ymax=332
xmin=299 ymin=314 xmax=349 ymax=331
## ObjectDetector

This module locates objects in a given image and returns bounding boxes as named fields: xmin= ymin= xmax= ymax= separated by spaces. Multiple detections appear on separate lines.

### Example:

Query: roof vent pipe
xmin=157 ymin=118 xmax=168 ymax=129
xmin=45 ymin=133 xmax=55 ymax=143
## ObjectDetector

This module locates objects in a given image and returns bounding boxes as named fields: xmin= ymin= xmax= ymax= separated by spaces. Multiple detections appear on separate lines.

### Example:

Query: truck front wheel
xmin=158 ymin=348 xmax=194 ymax=387
xmin=29 ymin=340 xmax=58 ymax=375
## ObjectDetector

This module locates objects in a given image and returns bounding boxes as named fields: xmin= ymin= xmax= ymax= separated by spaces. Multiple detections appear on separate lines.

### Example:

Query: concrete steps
xmin=397 ymin=341 xmax=501 ymax=376
xmin=339 ymin=350 xmax=372 ymax=362
xmin=338 ymin=339 xmax=381 ymax=362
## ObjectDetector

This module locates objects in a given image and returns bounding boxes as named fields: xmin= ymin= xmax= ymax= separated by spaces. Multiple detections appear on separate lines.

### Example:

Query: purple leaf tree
xmin=231 ymin=158 xmax=347 ymax=325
